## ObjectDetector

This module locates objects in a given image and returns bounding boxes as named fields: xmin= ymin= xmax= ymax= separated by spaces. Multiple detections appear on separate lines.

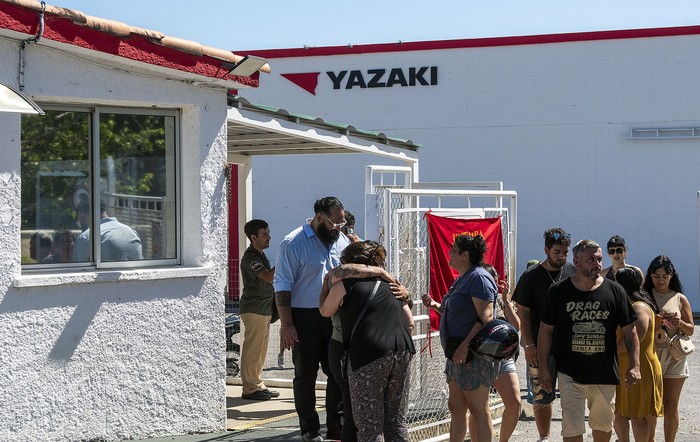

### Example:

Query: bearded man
xmin=537 ymin=239 xmax=640 ymax=442
xmin=274 ymin=196 xmax=350 ymax=442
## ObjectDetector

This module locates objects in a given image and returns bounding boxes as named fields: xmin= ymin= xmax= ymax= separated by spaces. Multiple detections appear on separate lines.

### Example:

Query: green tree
xmin=21 ymin=111 xmax=169 ymax=228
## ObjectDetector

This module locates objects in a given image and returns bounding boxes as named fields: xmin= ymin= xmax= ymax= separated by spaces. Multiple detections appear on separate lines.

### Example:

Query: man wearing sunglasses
xmin=601 ymin=235 xmax=644 ymax=282
xmin=512 ymin=227 xmax=576 ymax=442
xmin=274 ymin=196 xmax=351 ymax=442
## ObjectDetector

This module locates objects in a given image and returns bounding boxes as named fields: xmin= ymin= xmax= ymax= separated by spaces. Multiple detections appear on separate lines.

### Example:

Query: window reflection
xmin=21 ymin=109 xmax=177 ymax=268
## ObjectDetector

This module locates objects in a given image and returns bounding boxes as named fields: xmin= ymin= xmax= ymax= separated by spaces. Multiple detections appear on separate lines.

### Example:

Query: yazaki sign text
xmin=280 ymin=66 xmax=438 ymax=95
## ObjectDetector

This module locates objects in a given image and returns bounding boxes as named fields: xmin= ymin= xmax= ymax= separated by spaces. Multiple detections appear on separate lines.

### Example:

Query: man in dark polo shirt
xmin=239 ymin=219 xmax=279 ymax=400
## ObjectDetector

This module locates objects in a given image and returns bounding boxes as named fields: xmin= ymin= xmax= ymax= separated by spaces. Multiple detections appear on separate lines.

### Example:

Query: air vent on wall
xmin=629 ymin=128 xmax=700 ymax=139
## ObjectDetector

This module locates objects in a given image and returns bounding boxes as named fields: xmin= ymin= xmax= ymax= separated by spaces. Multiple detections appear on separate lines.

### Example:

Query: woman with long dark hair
xmin=613 ymin=267 xmax=663 ymax=442
xmin=642 ymin=256 xmax=694 ymax=442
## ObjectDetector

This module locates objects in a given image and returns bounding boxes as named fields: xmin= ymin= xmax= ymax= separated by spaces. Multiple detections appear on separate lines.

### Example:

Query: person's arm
xmin=319 ymin=270 xmax=334 ymax=306
xmin=131 ymin=228 xmax=143 ymax=259
xmin=634 ymin=303 xmax=651 ymax=347
xmin=474 ymin=295 xmax=494 ymax=324
xmin=274 ymin=241 xmax=298 ymax=350
xmin=517 ymin=305 xmax=538 ymax=366
xmin=390 ymin=282 xmax=411 ymax=304
xmin=276 ymin=291 xmax=297 ymax=350
xmin=501 ymin=285 xmax=520 ymax=331
xmin=513 ymin=272 xmax=536 ymax=362
xmin=325 ymin=263 xmax=410 ymax=303
xmin=537 ymin=323 xmax=555 ymax=392
xmin=319 ymin=281 xmax=347 ymax=317
xmin=622 ymin=321 xmax=641 ymax=387
xmin=618 ymin=303 xmax=652 ymax=354
xmin=402 ymin=303 xmax=415 ymax=334
xmin=451 ymin=297 xmax=493 ymax=364
xmin=421 ymin=293 xmax=442 ymax=313
xmin=671 ymin=294 xmax=695 ymax=336
xmin=326 ymin=263 xmax=396 ymax=286
xmin=257 ymin=267 xmax=275 ymax=284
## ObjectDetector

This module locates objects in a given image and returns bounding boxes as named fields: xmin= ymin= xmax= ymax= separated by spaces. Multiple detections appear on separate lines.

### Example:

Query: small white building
xmin=240 ymin=26 xmax=700 ymax=309
xmin=0 ymin=1 xmax=260 ymax=440
xmin=0 ymin=2 xmax=420 ymax=440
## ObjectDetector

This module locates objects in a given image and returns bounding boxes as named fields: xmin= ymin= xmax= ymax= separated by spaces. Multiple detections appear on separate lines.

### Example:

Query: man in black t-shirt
xmin=538 ymin=239 xmax=640 ymax=442
xmin=512 ymin=227 xmax=575 ymax=442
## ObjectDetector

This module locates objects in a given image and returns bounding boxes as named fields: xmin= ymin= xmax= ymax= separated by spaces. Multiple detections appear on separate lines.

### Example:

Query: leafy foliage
xmin=21 ymin=110 xmax=169 ymax=228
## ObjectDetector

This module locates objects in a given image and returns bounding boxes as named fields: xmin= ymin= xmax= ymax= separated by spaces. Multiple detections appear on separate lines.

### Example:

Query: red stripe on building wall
xmin=0 ymin=2 xmax=258 ymax=87
xmin=228 ymin=164 xmax=240 ymax=301
xmin=239 ymin=25 xmax=700 ymax=59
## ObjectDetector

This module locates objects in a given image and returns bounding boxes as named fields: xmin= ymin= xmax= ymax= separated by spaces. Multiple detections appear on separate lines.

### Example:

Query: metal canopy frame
xmin=226 ymin=100 xmax=420 ymax=282
xmin=226 ymin=98 xmax=419 ymax=162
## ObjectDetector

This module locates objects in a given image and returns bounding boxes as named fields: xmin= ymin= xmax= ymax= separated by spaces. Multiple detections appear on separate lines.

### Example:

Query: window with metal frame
xmin=20 ymin=106 xmax=179 ymax=270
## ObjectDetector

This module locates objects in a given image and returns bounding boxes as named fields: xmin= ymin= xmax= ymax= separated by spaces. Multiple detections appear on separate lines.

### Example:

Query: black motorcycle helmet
xmin=468 ymin=319 xmax=519 ymax=362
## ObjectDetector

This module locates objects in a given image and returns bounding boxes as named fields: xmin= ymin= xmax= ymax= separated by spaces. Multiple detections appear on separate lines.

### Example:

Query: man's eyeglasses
xmin=322 ymin=213 xmax=347 ymax=230
xmin=552 ymin=232 xmax=571 ymax=241
xmin=608 ymin=247 xmax=624 ymax=255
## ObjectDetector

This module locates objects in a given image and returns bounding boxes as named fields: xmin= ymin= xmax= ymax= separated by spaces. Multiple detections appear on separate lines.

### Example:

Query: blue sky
xmin=54 ymin=0 xmax=700 ymax=51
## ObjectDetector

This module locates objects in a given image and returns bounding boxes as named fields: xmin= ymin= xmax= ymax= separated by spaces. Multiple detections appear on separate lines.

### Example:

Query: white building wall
xmin=241 ymin=32 xmax=700 ymax=308
xmin=0 ymin=38 xmax=229 ymax=441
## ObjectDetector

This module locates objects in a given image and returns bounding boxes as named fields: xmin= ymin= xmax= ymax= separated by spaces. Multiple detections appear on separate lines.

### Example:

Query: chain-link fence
xmin=391 ymin=205 xmax=512 ymax=439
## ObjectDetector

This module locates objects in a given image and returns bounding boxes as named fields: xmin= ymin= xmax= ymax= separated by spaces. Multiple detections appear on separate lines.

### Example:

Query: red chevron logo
xmin=281 ymin=72 xmax=320 ymax=95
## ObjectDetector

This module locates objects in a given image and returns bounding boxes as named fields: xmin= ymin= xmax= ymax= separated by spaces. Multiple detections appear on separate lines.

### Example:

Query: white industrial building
xmin=0 ymin=1 xmax=421 ymax=440
xmin=240 ymin=26 xmax=700 ymax=309
xmin=2 ymin=1 xmax=699 ymax=439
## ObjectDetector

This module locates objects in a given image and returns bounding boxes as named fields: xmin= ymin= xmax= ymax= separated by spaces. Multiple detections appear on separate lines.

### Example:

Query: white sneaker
xmin=537 ymin=438 xmax=549 ymax=442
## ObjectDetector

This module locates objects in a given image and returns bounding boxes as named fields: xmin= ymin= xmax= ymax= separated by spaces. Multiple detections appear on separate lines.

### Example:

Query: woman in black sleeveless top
xmin=320 ymin=241 xmax=415 ymax=441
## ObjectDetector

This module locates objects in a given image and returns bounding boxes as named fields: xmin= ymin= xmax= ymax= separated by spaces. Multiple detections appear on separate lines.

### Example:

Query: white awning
xmin=226 ymin=98 xmax=419 ymax=164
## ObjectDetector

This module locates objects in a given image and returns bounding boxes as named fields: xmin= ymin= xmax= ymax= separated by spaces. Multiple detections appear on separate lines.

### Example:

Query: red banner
xmin=425 ymin=214 xmax=504 ymax=331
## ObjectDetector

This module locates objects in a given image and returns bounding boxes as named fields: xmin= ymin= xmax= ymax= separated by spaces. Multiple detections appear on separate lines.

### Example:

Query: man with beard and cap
xmin=512 ymin=227 xmax=576 ymax=442
xmin=274 ymin=196 xmax=351 ymax=442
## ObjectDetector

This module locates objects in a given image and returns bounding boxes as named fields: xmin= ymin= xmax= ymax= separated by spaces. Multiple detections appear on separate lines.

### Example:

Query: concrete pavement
xmin=133 ymin=382 xmax=329 ymax=441
xmin=134 ymin=321 xmax=700 ymax=441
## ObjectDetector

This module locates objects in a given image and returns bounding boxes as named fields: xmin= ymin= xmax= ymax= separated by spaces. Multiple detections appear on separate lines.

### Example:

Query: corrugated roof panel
xmin=228 ymin=95 xmax=421 ymax=151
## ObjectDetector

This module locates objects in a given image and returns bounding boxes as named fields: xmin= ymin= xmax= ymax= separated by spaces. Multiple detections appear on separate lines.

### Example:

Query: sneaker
xmin=537 ymin=438 xmax=549 ymax=442
xmin=261 ymin=388 xmax=280 ymax=398
xmin=301 ymin=431 xmax=323 ymax=442
xmin=278 ymin=354 xmax=285 ymax=367
xmin=240 ymin=390 xmax=271 ymax=401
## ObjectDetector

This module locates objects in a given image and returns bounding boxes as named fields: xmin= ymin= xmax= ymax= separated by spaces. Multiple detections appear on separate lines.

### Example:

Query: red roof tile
xmin=0 ymin=0 xmax=270 ymax=89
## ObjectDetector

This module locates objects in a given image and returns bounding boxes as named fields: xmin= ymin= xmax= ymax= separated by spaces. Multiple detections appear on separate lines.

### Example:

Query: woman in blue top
xmin=422 ymin=234 xmax=499 ymax=442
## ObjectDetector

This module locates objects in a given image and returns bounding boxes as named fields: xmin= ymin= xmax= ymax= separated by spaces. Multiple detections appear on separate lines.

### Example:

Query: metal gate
xmin=366 ymin=168 xmax=517 ymax=440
